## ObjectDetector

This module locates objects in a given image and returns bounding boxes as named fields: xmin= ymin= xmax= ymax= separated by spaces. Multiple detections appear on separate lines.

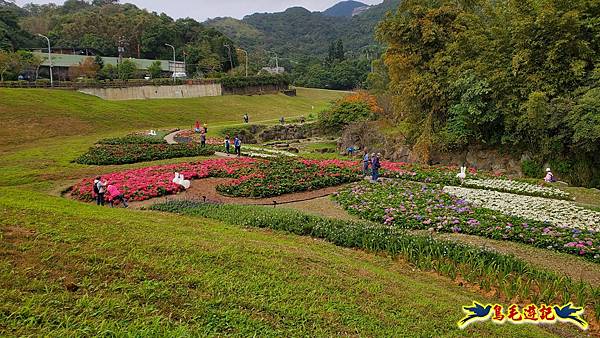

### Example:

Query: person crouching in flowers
xmin=106 ymin=183 xmax=129 ymax=208
xmin=544 ymin=168 xmax=557 ymax=183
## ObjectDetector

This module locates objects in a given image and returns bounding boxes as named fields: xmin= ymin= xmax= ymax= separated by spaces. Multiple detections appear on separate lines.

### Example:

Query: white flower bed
xmin=443 ymin=186 xmax=600 ymax=231
xmin=244 ymin=146 xmax=297 ymax=157
xmin=463 ymin=178 xmax=571 ymax=200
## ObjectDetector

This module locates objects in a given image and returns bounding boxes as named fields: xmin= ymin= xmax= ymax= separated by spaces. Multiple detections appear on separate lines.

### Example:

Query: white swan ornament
xmin=172 ymin=172 xmax=180 ymax=184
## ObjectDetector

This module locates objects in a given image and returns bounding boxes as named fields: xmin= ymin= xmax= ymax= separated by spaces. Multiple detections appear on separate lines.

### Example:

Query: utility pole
xmin=37 ymin=34 xmax=53 ymax=87
xmin=237 ymin=48 xmax=248 ymax=77
xmin=118 ymin=36 xmax=126 ymax=64
xmin=223 ymin=44 xmax=234 ymax=71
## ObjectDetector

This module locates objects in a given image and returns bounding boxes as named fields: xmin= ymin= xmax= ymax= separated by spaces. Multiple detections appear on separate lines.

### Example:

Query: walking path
xmin=164 ymin=130 xmax=181 ymax=145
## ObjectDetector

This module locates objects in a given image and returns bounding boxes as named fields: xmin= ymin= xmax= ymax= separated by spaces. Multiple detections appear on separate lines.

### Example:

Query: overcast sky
xmin=13 ymin=0 xmax=385 ymax=21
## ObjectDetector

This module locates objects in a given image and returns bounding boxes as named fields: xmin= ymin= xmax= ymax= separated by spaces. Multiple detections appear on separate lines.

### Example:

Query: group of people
xmin=92 ymin=177 xmax=129 ymax=208
xmin=224 ymin=135 xmax=242 ymax=157
xmin=362 ymin=151 xmax=382 ymax=182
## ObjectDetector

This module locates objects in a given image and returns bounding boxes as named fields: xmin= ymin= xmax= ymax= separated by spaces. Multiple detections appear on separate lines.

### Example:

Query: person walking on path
xmin=280 ymin=116 xmax=285 ymax=125
xmin=107 ymin=183 xmax=129 ymax=208
xmin=371 ymin=153 xmax=381 ymax=182
xmin=225 ymin=135 xmax=231 ymax=154
xmin=243 ymin=114 xmax=249 ymax=124
xmin=203 ymin=123 xmax=208 ymax=133
xmin=94 ymin=176 xmax=107 ymax=206
xmin=200 ymin=132 xmax=206 ymax=147
xmin=362 ymin=151 xmax=370 ymax=177
xmin=234 ymin=136 xmax=242 ymax=157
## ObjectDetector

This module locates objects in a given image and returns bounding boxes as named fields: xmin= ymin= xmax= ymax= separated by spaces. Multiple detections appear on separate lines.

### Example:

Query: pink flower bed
xmin=72 ymin=158 xmax=257 ymax=202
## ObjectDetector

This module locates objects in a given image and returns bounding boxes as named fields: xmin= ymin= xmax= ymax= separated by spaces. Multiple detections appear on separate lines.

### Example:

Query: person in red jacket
xmin=107 ymin=183 xmax=129 ymax=208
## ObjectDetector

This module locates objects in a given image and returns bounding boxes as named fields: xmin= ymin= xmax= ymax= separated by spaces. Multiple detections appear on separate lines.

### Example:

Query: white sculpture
xmin=457 ymin=166 xmax=467 ymax=183
xmin=179 ymin=174 xmax=191 ymax=190
xmin=172 ymin=172 xmax=191 ymax=190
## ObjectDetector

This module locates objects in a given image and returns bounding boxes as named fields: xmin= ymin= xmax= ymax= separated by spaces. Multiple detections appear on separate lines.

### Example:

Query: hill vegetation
xmin=377 ymin=0 xmax=600 ymax=188
xmin=322 ymin=0 xmax=368 ymax=17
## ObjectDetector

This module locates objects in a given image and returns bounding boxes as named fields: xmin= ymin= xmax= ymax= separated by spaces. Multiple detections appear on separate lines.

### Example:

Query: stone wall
xmin=79 ymin=83 xmax=222 ymax=100
xmin=340 ymin=121 xmax=523 ymax=175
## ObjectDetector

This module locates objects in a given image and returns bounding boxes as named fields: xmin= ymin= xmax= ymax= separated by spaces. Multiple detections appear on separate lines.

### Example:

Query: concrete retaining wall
xmin=79 ymin=83 xmax=222 ymax=100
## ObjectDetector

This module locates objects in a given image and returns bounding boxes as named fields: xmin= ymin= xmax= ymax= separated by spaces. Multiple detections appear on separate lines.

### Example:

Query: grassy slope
xmin=0 ymin=88 xmax=560 ymax=335
xmin=0 ymin=188 xmax=552 ymax=337
xmin=0 ymin=88 xmax=342 ymax=187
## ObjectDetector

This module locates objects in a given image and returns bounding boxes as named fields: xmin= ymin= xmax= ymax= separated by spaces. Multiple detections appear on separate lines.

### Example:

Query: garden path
xmin=130 ymin=178 xmax=346 ymax=209
xmin=164 ymin=130 xmax=180 ymax=145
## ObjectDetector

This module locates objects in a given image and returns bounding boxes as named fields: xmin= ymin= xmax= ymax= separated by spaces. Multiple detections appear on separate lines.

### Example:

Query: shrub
xmin=521 ymin=160 xmax=542 ymax=178
xmin=74 ymin=143 xmax=218 ymax=165
xmin=98 ymin=135 xmax=166 ymax=145
xmin=319 ymin=91 xmax=381 ymax=133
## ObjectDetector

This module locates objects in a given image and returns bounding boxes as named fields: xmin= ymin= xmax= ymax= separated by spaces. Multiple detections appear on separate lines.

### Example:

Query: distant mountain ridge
xmin=323 ymin=1 xmax=369 ymax=17
xmin=205 ymin=0 xmax=401 ymax=59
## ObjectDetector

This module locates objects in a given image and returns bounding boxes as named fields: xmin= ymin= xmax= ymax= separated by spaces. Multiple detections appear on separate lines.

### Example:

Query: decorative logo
xmin=458 ymin=302 xmax=588 ymax=330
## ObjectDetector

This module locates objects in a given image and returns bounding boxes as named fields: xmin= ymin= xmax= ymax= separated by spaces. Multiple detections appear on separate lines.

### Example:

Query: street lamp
xmin=165 ymin=43 xmax=176 ymax=63
xmin=37 ymin=34 xmax=53 ymax=87
xmin=237 ymin=48 xmax=248 ymax=77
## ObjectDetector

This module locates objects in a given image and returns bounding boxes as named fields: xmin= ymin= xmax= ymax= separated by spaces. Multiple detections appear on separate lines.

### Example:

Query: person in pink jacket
xmin=107 ymin=183 xmax=129 ymax=208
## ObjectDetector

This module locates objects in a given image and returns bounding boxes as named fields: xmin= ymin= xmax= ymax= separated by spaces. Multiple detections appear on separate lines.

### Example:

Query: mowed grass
xmin=0 ymin=88 xmax=343 ymax=188
xmin=0 ymin=87 xmax=342 ymax=148
xmin=0 ymin=188 xmax=554 ymax=337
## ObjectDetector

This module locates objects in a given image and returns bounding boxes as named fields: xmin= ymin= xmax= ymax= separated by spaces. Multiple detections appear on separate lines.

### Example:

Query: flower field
xmin=334 ymin=181 xmax=600 ymax=262
xmin=443 ymin=186 xmax=600 ymax=232
xmin=462 ymin=178 xmax=572 ymax=200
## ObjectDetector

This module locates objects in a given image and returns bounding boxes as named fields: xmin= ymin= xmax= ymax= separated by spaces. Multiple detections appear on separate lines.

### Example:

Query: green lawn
xmin=0 ymin=188 xmax=554 ymax=337
xmin=0 ymin=88 xmax=576 ymax=335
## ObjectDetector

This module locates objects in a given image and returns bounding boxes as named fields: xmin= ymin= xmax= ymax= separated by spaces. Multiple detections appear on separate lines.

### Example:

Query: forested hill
xmin=0 ymin=0 xmax=239 ymax=73
xmin=322 ymin=1 xmax=368 ymax=17
xmin=205 ymin=0 xmax=401 ymax=58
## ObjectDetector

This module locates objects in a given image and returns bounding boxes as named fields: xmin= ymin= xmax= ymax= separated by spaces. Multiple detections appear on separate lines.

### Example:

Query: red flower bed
xmin=72 ymin=158 xmax=257 ymax=202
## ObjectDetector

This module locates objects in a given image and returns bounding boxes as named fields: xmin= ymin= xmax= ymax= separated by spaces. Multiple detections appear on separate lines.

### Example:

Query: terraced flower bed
xmin=334 ymin=180 xmax=600 ymax=262
xmin=462 ymin=178 xmax=572 ymax=200
xmin=74 ymin=134 xmax=218 ymax=165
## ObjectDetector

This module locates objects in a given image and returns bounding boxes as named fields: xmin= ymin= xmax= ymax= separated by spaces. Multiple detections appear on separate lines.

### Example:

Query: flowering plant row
xmin=216 ymin=158 xmax=361 ymax=198
xmin=74 ymin=143 xmax=219 ymax=165
xmin=462 ymin=179 xmax=571 ymax=200
xmin=443 ymin=186 xmax=599 ymax=232
xmin=333 ymin=181 xmax=599 ymax=262
xmin=98 ymin=135 xmax=166 ymax=145
xmin=71 ymin=158 xmax=257 ymax=202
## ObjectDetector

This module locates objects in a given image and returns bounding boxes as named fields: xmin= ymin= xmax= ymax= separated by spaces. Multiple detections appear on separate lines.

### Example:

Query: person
xmin=243 ymin=114 xmax=249 ymax=124
xmin=200 ymin=132 xmax=206 ymax=147
xmin=93 ymin=176 xmax=106 ymax=206
xmin=300 ymin=116 xmax=305 ymax=124
xmin=280 ymin=116 xmax=285 ymax=125
xmin=225 ymin=135 xmax=231 ymax=154
xmin=194 ymin=120 xmax=201 ymax=133
xmin=234 ymin=136 xmax=242 ymax=157
xmin=371 ymin=153 xmax=381 ymax=182
xmin=347 ymin=146 xmax=355 ymax=156
xmin=107 ymin=183 xmax=129 ymax=208
xmin=544 ymin=168 xmax=557 ymax=183
xmin=362 ymin=151 xmax=370 ymax=177
xmin=203 ymin=123 xmax=208 ymax=133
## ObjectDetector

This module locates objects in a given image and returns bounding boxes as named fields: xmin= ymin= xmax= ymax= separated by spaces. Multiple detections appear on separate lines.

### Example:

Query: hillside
xmin=323 ymin=1 xmax=368 ymax=17
xmin=205 ymin=0 xmax=402 ymax=58
xmin=0 ymin=88 xmax=574 ymax=336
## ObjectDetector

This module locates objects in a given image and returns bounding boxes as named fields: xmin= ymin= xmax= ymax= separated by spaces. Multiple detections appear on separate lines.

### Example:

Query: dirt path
xmin=130 ymin=178 xmax=346 ymax=209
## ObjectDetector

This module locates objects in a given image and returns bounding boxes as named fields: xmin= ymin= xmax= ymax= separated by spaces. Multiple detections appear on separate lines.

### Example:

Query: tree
xmin=117 ymin=59 xmax=136 ymax=80
xmin=0 ymin=50 xmax=12 ymax=81
xmin=147 ymin=60 xmax=162 ymax=78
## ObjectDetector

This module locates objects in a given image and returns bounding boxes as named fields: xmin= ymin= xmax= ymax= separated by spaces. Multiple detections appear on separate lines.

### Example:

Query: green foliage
xmin=147 ymin=60 xmax=162 ymax=79
xmin=117 ymin=59 xmax=137 ymax=80
xmin=319 ymin=101 xmax=374 ymax=132
xmin=378 ymin=0 xmax=600 ymax=186
xmin=98 ymin=135 xmax=166 ymax=145
xmin=521 ymin=160 xmax=543 ymax=179
xmin=220 ymin=75 xmax=290 ymax=89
